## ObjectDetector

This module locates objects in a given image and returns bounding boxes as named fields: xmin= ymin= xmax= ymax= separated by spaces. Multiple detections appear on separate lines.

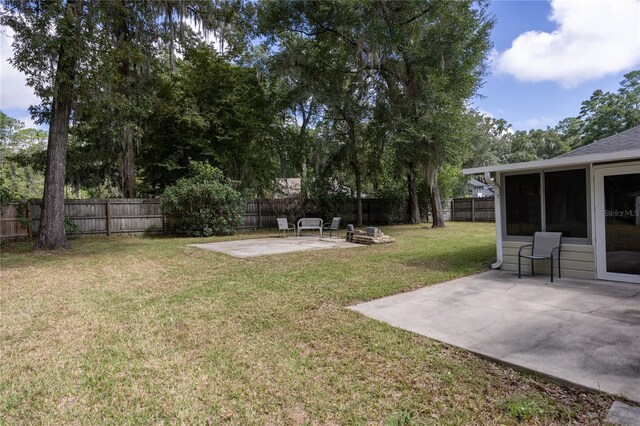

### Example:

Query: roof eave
xmin=462 ymin=149 xmax=640 ymax=175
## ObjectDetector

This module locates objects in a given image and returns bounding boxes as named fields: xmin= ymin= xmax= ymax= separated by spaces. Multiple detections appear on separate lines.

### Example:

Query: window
xmin=545 ymin=169 xmax=588 ymax=238
xmin=505 ymin=173 xmax=541 ymax=236
xmin=504 ymin=168 xmax=589 ymax=240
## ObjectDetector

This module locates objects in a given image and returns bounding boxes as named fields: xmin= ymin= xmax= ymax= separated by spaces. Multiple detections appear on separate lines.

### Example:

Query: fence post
xmin=160 ymin=200 xmax=166 ymax=234
xmin=258 ymin=199 xmax=262 ymax=229
xmin=451 ymin=199 xmax=455 ymax=222
xmin=471 ymin=198 xmax=475 ymax=222
xmin=106 ymin=200 xmax=111 ymax=236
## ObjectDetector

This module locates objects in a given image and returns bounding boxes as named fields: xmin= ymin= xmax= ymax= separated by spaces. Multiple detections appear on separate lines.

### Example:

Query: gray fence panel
xmin=450 ymin=197 xmax=495 ymax=222
xmin=1 ymin=196 xmax=416 ymax=240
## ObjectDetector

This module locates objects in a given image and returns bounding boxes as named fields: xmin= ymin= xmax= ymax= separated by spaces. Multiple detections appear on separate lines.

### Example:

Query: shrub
xmin=162 ymin=162 xmax=245 ymax=237
xmin=370 ymin=185 xmax=408 ymax=225
xmin=304 ymin=178 xmax=350 ymax=220
xmin=0 ymin=175 xmax=18 ymax=210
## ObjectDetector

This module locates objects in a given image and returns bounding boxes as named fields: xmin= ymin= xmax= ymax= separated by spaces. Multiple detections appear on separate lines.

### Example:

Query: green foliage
xmin=2 ymin=0 xmax=636 ymax=232
xmin=457 ymin=70 xmax=640 ymax=175
xmin=139 ymin=45 xmax=279 ymax=196
xmin=370 ymin=185 xmax=408 ymax=225
xmin=502 ymin=394 xmax=554 ymax=422
xmin=0 ymin=175 xmax=18 ymax=207
xmin=578 ymin=70 xmax=640 ymax=146
xmin=438 ymin=164 xmax=469 ymax=201
xmin=385 ymin=410 xmax=412 ymax=426
xmin=258 ymin=0 xmax=493 ymax=225
xmin=0 ymin=112 xmax=46 ymax=202
xmin=162 ymin=162 xmax=245 ymax=237
xmin=304 ymin=178 xmax=350 ymax=221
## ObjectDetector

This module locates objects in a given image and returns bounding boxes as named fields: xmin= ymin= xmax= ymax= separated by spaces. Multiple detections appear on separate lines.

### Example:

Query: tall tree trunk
xmin=120 ymin=124 xmax=137 ymax=197
xmin=117 ymin=8 xmax=137 ymax=198
xmin=355 ymin=161 xmax=363 ymax=227
xmin=298 ymin=101 xmax=310 ymax=179
xmin=347 ymin=117 xmax=363 ymax=227
xmin=35 ymin=0 xmax=84 ymax=250
xmin=427 ymin=162 xmax=445 ymax=228
xmin=407 ymin=166 xmax=420 ymax=224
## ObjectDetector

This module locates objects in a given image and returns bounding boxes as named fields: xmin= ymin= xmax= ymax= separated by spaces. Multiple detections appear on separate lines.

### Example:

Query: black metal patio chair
xmin=276 ymin=218 xmax=295 ymax=237
xmin=323 ymin=217 xmax=341 ymax=238
xmin=518 ymin=232 xmax=563 ymax=282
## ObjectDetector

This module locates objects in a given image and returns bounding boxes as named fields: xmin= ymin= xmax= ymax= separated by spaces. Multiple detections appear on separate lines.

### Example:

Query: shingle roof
xmin=559 ymin=125 xmax=640 ymax=158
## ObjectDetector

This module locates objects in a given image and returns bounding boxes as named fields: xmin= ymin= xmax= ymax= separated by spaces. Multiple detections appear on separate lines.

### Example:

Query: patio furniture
xmin=323 ymin=217 xmax=341 ymax=238
xmin=297 ymin=218 xmax=323 ymax=237
xmin=276 ymin=218 xmax=295 ymax=237
xmin=346 ymin=224 xmax=354 ymax=242
xmin=518 ymin=232 xmax=563 ymax=282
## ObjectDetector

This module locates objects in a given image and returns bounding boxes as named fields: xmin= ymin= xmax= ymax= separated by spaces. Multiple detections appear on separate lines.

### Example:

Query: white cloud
xmin=515 ymin=116 xmax=557 ymax=129
xmin=16 ymin=114 xmax=39 ymax=129
xmin=477 ymin=109 xmax=495 ymax=119
xmin=0 ymin=30 xmax=41 ymax=110
xmin=496 ymin=0 xmax=640 ymax=88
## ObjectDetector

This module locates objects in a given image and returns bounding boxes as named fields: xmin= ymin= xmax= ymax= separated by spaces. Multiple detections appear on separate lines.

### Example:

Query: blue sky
xmin=2 ymin=0 xmax=639 ymax=132
xmin=475 ymin=0 xmax=640 ymax=131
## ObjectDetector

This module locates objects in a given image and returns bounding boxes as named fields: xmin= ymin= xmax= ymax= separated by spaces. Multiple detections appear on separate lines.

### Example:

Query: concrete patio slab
xmin=190 ymin=236 xmax=362 ymax=258
xmin=607 ymin=401 xmax=640 ymax=426
xmin=350 ymin=270 xmax=640 ymax=403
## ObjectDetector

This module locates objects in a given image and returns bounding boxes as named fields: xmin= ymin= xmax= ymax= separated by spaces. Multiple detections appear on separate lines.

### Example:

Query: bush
xmin=162 ymin=162 xmax=245 ymax=237
xmin=370 ymin=185 xmax=408 ymax=224
xmin=0 ymin=175 xmax=18 ymax=208
xmin=304 ymin=178 xmax=350 ymax=220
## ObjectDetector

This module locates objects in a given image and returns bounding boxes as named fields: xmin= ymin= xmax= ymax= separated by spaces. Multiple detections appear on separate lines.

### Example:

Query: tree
xmin=138 ymin=45 xmax=278 ymax=196
xmin=72 ymin=1 xmax=236 ymax=198
xmin=460 ymin=110 xmax=512 ymax=168
xmin=578 ymin=89 xmax=626 ymax=145
xmin=1 ymin=0 xmax=224 ymax=249
xmin=0 ymin=112 xmax=47 ymax=201
xmin=372 ymin=0 xmax=493 ymax=227
xmin=259 ymin=33 xmax=321 ymax=181
xmin=578 ymin=70 xmax=640 ymax=146
xmin=3 ymin=0 xmax=89 ymax=249
xmin=617 ymin=70 xmax=640 ymax=130
xmin=258 ymin=1 xmax=380 ymax=225
xmin=259 ymin=1 xmax=492 ymax=227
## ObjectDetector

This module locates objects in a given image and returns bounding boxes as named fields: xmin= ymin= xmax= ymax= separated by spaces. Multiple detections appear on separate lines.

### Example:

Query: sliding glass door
xmin=594 ymin=163 xmax=640 ymax=283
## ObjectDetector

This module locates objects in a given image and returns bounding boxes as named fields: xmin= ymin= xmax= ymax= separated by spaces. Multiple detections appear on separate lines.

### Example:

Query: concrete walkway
xmin=190 ymin=236 xmax=361 ymax=258
xmin=350 ymin=270 xmax=640 ymax=403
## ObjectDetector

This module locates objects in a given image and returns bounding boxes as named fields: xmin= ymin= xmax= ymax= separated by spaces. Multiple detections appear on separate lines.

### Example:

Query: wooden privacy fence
xmin=241 ymin=198 xmax=396 ymax=229
xmin=1 ymin=199 xmax=166 ymax=240
xmin=450 ymin=197 xmax=495 ymax=222
xmin=1 ymin=197 xmax=399 ymax=240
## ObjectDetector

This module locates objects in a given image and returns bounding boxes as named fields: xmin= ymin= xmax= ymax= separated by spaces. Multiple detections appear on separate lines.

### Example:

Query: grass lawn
xmin=1 ymin=222 xmax=612 ymax=424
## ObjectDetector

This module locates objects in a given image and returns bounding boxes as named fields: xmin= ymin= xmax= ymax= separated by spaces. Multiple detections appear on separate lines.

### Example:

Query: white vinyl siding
xmin=501 ymin=241 xmax=595 ymax=280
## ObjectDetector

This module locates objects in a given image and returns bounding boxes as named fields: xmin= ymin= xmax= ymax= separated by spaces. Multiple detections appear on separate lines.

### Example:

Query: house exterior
xmin=463 ymin=125 xmax=640 ymax=284
xmin=274 ymin=178 xmax=302 ymax=198
xmin=468 ymin=178 xmax=494 ymax=198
